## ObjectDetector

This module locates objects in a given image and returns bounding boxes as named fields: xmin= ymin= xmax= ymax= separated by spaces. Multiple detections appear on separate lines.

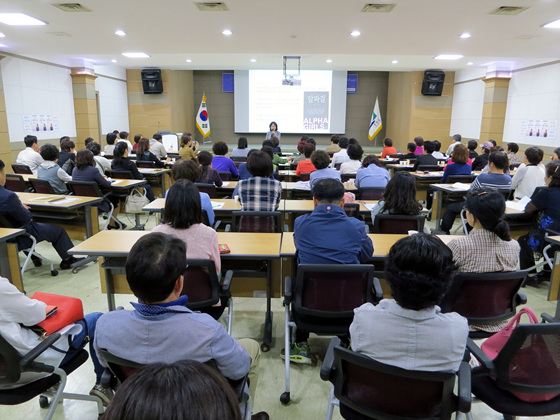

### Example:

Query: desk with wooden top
xmin=138 ymin=168 xmax=171 ymax=197
xmin=0 ymin=228 xmax=25 ymax=291
xmin=68 ymin=230 xmax=282 ymax=350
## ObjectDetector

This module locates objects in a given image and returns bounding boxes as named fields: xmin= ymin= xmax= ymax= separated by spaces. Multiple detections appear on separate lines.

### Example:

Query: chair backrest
xmin=327 ymin=152 xmax=335 ymax=158
xmin=11 ymin=164 xmax=33 ymax=175
xmin=493 ymin=323 xmax=560 ymax=396
xmin=372 ymin=214 xmax=425 ymax=234
xmin=331 ymin=345 xmax=459 ymax=420
xmin=218 ymin=171 xmax=231 ymax=181
xmin=67 ymin=180 xmax=104 ymax=198
xmin=417 ymin=165 xmax=443 ymax=172
xmin=109 ymin=170 xmax=134 ymax=179
xmin=232 ymin=156 xmax=247 ymax=163
xmin=388 ymin=154 xmax=402 ymax=159
xmin=96 ymin=348 xmax=143 ymax=383
xmin=0 ymin=334 xmax=23 ymax=385
xmin=446 ymin=174 xmax=476 ymax=184
xmin=358 ymin=187 xmax=385 ymax=200
xmin=231 ymin=211 xmax=282 ymax=233
xmin=29 ymin=178 xmax=56 ymax=194
xmin=4 ymin=174 xmax=27 ymax=192
xmin=181 ymin=259 xmax=221 ymax=309
xmin=440 ymin=270 xmax=529 ymax=324
xmin=300 ymin=172 xmax=311 ymax=181
xmin=334 ymin=163 xmax=342 ymax=170
xmin=293 ymin=264 xmax=376 ymax=319
xmin=136 ymin=160 xmax=156 ymax=168
xmin=290 ymin=162 xmax=298 ymax=170
xmin=195 ymin=183 xmax=218 ymax=198
xmin=343 ymin=203 xmax=361 ymax=220
xmin=341 ymin=173 xmax=357 ymax=182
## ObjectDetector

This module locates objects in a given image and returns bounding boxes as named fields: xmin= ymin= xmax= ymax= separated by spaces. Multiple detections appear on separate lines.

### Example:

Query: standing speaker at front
xmin=141 ymin=69 xmax=163 ymax=94
xmin=421 ymin=70 xmax=445 ymax=96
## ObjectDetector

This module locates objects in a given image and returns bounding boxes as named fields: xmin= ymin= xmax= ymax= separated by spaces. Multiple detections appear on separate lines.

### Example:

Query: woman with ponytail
xmin=518 ymin=162 xmax=560 ymax=284
xmin=447 ymin=187 xmax=519 ymax=273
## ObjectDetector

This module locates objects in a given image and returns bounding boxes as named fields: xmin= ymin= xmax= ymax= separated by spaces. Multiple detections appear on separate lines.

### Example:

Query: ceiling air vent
xmin=489 ymin=6 xmax=529 ymax=15
xmin=361 ymin=3 xmax=396 ymax=13
xmin=52 ymin=3 xmax=92 ymax=12
xmin=194 ymin=2 xmax=229 ymax=11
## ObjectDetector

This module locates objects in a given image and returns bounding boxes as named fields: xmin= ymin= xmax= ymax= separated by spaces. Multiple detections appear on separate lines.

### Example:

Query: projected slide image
xmin=303 ymin=91 xmax=329 ymax=130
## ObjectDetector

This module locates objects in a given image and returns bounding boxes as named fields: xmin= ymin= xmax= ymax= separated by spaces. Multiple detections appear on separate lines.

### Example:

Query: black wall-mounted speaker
xmin=421 ymin=70 xmax=445 ymax=96
xmin=141 ymin=69 xmax=163 ymax=94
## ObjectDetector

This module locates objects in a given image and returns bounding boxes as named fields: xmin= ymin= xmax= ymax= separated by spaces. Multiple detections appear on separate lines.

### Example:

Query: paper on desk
xmin=450 ymin=183 xmax=470 ymax=191
xmin=506 ymin=196 xmax=531 ymax=212
xmin=362 ymin=203 xmax=376 ymax=211
xmin=221 ymin=182 xmax=230 ymax=187
xmin=110 ymin=180 xmax=122 ymax=185
xmin=211 ymin=201 xmax=226 ymax=209
xmin=49 ymin=197 xmax=80 ymax=204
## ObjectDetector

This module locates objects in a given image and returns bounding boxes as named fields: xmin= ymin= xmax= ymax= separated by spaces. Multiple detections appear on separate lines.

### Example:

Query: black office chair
xmin=11 ymin=164 xmax=33 ymax=175
xmin=320 ymin=337 xmax=472 ymax=420
xmin=357 ymin=187 xmax=385 ymax=200
xmin=281 ymin=264 xmax=382 ymax=405
xmin=440 ymin=270 xmax=529 ymax=339
xmin=108 ymin=170 xmax=134 ymax=179
xmin=0 ymin=333 xmax=104 ymax=420
xmin=29 ymin=178 xmax=56 ymax=194
xmin=343 ymin=203 xmax=363 ymax=221
xmin=4 ymin=174 xmax=28 ymax=192
xmin=195 ymin=183 xmax=218 ymax=198
xmin=340 ymin=173 xmax=357 ymax=182
xmin=371 ymin=214 xmax=426 ymax=234
xmin=218 ymin=171 xmax=232 ymax=181
xmin=229 ymin=211 xmax=284 ymax=233
xmin=446 ymin=174 xmax=476 ymax=184
xmin=417 ymin=165 xmax=443 ymax=172
xmin=334 ymin=163 xmax=342 ymax=170
xmin=67 ymin=181 xmax=117 ymax=230
xmin=181 ymin=259 xmax=234 ymax=334
xmin=135 ymin=160 xmax=156 ymax=168
xmin=388 ymin=154 xmax=402 ymax=159
xmin=300 ymin=172 xmax=311 ymax=181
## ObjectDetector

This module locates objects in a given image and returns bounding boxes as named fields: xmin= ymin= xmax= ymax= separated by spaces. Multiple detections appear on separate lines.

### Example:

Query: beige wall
xmin=0 ymin=57 xmax=11 ymax=170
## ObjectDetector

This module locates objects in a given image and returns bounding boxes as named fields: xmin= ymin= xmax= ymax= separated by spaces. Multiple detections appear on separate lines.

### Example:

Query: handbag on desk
xmin=125 ymin=188 xmax=150 ymax=213
xmin=29 ymin=292 xmax=84 ymax=337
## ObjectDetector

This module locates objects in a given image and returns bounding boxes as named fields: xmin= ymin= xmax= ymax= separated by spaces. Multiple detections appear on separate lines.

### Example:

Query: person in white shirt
xmin=118 ymin=130 xmax=134 ymax=152
xmin=340 ymin=143 xmax=363 ymax=174
xmin=150 ymin=133 xmax=168 ymax=160
xmin=331 ymin=137 xmax=350 ymax=169
xmin=445 ymin=134 xmax=462 ymax=156
xmin=87 ymin=142 xmax=112 ymax=175
xmin=104 ymin=132 xmax=117 ymax=156
xmin=16 ymin=135 xmax=44 ymax=174
xmin=511 ymin=146 xmax=546 ymax=199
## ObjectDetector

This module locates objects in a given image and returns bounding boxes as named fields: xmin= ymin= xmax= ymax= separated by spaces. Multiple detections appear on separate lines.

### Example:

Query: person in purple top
xmin=212 ymin=142 xmax=239 ymax=178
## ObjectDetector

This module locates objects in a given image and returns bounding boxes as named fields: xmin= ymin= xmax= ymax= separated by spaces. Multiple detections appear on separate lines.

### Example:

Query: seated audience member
xmin=38 ymin=144 xmax=71 ymax=194
xmin=511 ymin=146 xmax=546 ymax=199
xmin=399 ymin=142 xmax=417 ymax=161
xmin=178 ymin=132 xmax=198 ymax=160
xmin=16 ymin=135 xmax=44 ymax=174
xmin=197 ymin=151 xmax=223 ymax=187
xmin=93 ymin=232 xmax=264 ymax=410
xmin=137 ymin=137 xmax=171 ymax=167
xmin=104 ymin=132 xmax=118 ymax=156
xmin=132 ymin=133 xmax=141 ymax=153
xmin=87 ymin=141 xmax=112 ymax=175
xmin=518 ymin=162 xmax=560 ymax=285
xmin=325 ymin=135 xmax=341 ymax=154
xmin=471 ymin=141 xmax=493 ymax=171
xmin=413 ymin=136 xmax=424 ymax=155
xmin=440 ymin=144 xmax=472 ymax=183
xmin=103 ymin=361 xmax=243 ymax=420
xmin=212 ymin=141 xmax=239 ymax=178
xmin=263 ymin=139 xmax=287 ymax=165
xmin=355 ymin=155 xmax=390 ymax=189
xmin=380 ymin=137 xmax=397 ymax=158
xmin=507 ymin=142 xmax=520 ymax=165
xmin=237 ymin=149 xmax=258 ymax=181
xmin=58 ymin=138 xmax=76 ymax=175
xmin=296 ymin=143 xmax=317 ymax=177
xmin=439 ymin=151 xmax=512 ymax=234
xmin=288 ymin=178 xmax=373 ymax=363
xmin=340 ymin=143 xmax=363 ymax=174
xmin=0 ymin=275 xmax=110 ymax=402
xmin=271 ymin=136 xmax=282 ymax=155
xmin=232 ymin=136 xmax=249 ymax=158
xmin=412 ymin=140 xmax=438 ymax=171
xmin=111 ymin=141 xmax=156 ymax=202
xmin=551 ymin=147 xmax=560 ymax=164
xmin=467 ymin=140 xmax=479 ymax=159
xmin=118 ymin=131 xmax=134 ymax=152
xmin=169 ymin=159 xmax=215 ymax=226
xmin=350 ymin=234 xmax=468 ymax=372
xmin=0 ymin=159 xmax=84 ymax=268
xmin=233 ymin=151 xmax=282 ymax=211
xmin=149 ymin=133 xmax=168 ymax=160
xmin=446 ymin=134 xmax=462 ymax=156
xmin=73 ymin=149 xmax=122 ymax=229
xmin=330 ymin=137 xmax=350 ymax=168
xmin=84 ymin=137 xmax=95 ymax=148
xmin=370 ymin=171 xmax=422 ymax=223
xmin=154 ymin=179 xmax=220 ymax=275
xmin=309 ymin=150 xmax=341 ymax=189
xmin=260 ymin=146 xmax=279 ymax=174
xmin=291 ymin=139 xmax=308 ymax=165
xmin=432 ymin=140 xmax=445 ymax=159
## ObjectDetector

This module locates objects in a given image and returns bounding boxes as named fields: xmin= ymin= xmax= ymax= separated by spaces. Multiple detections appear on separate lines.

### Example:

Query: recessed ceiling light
xmin=460 ymin=32 xmax=471 ymax=39
xmin=222 ymin=29 xmax=232 ymax=36
xmin=121 ymin=52 xmax=150 ymax=58
xmin=543 ymin=18 xmax=560 ymax=28
xmin=111 ymin=59 xmax=117 ymax=63
xmin=434 ymin=54 xmax=464 ymax=60
xmin=0 ymin=33 xmax=5 ymax=38
xmin=0 ymin=13 xmax=46 ymax=26
xmin=467 ymin=61 xmax=474 ymax=65
xmin=250 ymin=58 xmax=256 ymax=63
xmin=350 ymin=30 xmax=361 ymax=37
xmin=115 ymin=30 xmax=126 ymax=36
xmin=186 ymin=59 xmax=192 ymax=63
xmin=391 ymin=60 xmax=398 ymax=64
xmin=0 ymin=44 xmax=6 ymax=48
xmin=326 ymin=59 xmax=332 ymax=63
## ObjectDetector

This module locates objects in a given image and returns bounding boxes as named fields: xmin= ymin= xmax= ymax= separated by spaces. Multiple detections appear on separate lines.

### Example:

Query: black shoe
xmin=107 ymin=224 xmax=119 ymax=230
xmin=118 ymin=222 xmax=127 ymax=230
xmin=60 ymin=257 xmax=85 ymax=270
xmin=251 ymin=412 xmax=270 ymax=420
xmin=31 ymin=255 xmax=43 ymax=267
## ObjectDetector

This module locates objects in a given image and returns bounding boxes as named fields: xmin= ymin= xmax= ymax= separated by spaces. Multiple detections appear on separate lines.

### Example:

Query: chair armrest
xmin=20 ymin=333 xmax=62 ymax=373
xmin=212 ymin=220 xmax=222 ymax=231
xmin=283 ymin=276 xmax=292 ymax=306
xmin=221 ymin=270 xmax=234 ymax=292
xmin=320 ymin=337 xmax=341 ymax=381
xmin=466 ymin=338 xmax=495 ymax=376
xmin=456 ymin=361 xmax=472 ymax=413
xmin=372 ymin=277 xmax=383 ymax=303
xmin=541 ymin=313 xmax=560 ymax=323
xmin=224 ymin=224 xmax=231 ymax=232
xmin=283 ymin=223 xmax=289 ymax=232
xmin=515 ymin=291 xmax=528 ymax=306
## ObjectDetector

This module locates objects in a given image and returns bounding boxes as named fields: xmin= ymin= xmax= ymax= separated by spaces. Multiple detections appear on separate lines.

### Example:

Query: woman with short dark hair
xmin=38 ymin=144 xmax=71 ymax=194
xmin=511 ymin=146 xmax=546 ymax=199
xmin=197 ymin=151 xmax=223 ymax=187
xmin=441 ymin=144 xmax=472 ymax=183
xmin=111 ymin=142 xmax=155 ymax=202
xmin=137 ymin=137 xmax=170 ymax=167
xmin=232 ymin=136 xmax=249 ymax=157
xmin=355 ymin=154 xmax=390 ymax=188
xmin=212 ymin=141 xmax=238 ymax=178
xmin=309 ymin=150 xmax=341 ymax=189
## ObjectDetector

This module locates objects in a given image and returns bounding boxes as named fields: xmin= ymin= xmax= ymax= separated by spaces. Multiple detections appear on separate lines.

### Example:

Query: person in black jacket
xmin=471 ymin=141 xmax=493 ymax=171
xmin=111 ymin=142 xmax=155 ymax=201
xmin=136 ymin=137 xmax=171 ymax=168
xmin=58 ymin=138 xmax=76 ymax=175
xmin=413 ymin=141 xmax=439 ymax=171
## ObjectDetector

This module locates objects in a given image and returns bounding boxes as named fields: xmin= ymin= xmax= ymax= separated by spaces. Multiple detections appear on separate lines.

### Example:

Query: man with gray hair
xmin=446 ymin=134 xmax=462 ymax=156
